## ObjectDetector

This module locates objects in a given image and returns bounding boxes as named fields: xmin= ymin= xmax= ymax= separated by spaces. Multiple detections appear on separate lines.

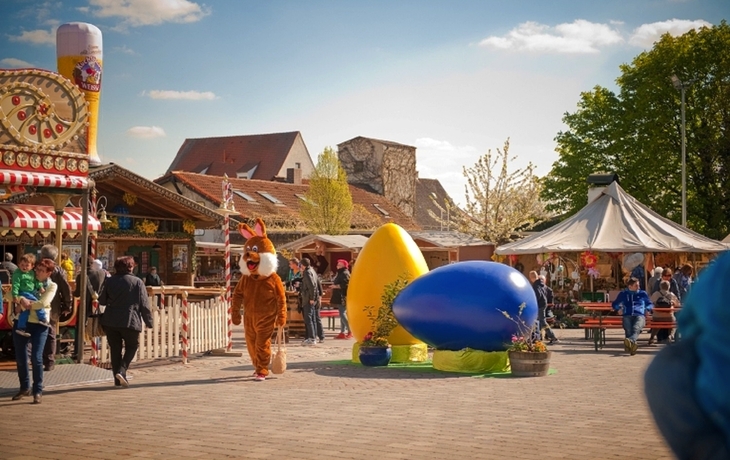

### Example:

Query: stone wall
xmin=337 ymin=137 xmax=416 ymax=217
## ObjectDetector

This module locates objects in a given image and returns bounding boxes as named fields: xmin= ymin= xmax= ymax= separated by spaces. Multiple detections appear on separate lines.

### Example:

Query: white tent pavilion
xmin=497 ymin=182 xmax=727 ymax=255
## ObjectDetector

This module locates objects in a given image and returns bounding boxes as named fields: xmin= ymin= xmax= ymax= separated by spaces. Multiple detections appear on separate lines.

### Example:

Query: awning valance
xmin=0 ymin=204 xmax=100 ymax=237
xmin=0 ymin=170 xmax=89 ymax=190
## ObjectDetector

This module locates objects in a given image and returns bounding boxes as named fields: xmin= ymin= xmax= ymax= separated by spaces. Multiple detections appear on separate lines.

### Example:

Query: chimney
xmin=286 ymin=167 xmax=302 ymax=185
xmin=587 ymin=173 xmax=619 ymax=203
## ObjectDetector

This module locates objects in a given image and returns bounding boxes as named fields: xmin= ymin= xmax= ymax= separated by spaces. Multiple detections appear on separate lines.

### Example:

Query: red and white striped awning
xmin=0 ymin=204 xmax=100 ymax=237
xmin=0 ymin=170 xmax=89 ymax=189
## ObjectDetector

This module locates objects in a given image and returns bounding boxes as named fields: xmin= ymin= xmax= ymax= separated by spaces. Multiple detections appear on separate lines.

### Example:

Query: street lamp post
xmin=671 ymin=74 xmax=693 ymax=227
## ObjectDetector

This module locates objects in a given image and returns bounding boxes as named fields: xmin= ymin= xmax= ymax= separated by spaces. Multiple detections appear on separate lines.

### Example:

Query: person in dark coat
xmin=529 ymin=271 xmax=558 ymax=344
xmin=73 ymin=259 xmax=106 ymax=318
xmin=300 ymin=258 xmax=323 ymax=345
xmin=330 ymin=259 xmax=351 ymax=339
xmin=2 ymin=252 xmax=18 ymax=274
xmin=39 ymin=244 xmax=73 ymax=371
xmin=99 ymin=256 xmax=153 ymax=387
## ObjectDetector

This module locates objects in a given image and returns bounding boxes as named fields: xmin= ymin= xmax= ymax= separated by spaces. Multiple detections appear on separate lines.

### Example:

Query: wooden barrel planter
xmin=508 ymin=351 xmax=552 ymax=377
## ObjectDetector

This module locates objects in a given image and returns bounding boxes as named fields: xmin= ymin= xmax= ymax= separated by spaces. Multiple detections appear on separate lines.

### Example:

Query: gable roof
xmin=158 ymin=171 xmax=420 ymax=232
xmin=496 ymin=182 xmax=727 ymax=254
xmin=414 ymin=178 xmax=461 ymax=230
xmin=167 ymin=131 xmax=305 ymax=179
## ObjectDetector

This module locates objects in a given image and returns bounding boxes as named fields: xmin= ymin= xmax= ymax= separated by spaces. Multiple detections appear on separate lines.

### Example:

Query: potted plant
xmin=499 ymin=303 xmax=552 ymax=377
xmin=359 ymin=279 xmax=407 ymax=367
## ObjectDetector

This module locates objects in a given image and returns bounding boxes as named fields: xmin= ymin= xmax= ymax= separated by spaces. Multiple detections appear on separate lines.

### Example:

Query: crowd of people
xmin=286 ymin=256 xmax=352 ymax=345
xmin=4 ymin=246 xmax=155 ymax=402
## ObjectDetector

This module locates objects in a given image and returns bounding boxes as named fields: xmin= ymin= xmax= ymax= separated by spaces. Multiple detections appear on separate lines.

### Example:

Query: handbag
xmin=271 ymin=327 xmax=287 ymax=375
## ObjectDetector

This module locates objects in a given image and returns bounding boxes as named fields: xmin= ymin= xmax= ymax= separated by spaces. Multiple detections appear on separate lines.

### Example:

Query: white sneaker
xmin=301 ymin=339 xmax=315 ymax=346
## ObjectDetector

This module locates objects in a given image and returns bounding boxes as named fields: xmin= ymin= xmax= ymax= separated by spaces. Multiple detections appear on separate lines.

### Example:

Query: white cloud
xmin=629 ymin=19 xmax=712 ymax=47
xmin=144 ymin=90 xmax=217 ymax=100
xmin=88 ymin=0 xmax=211 ymax=28
xmin=8 ymin=29 xmax=55 ymax=45
xmin=416 ymin=137 xmax=477 ymax=153
xmin=0 ymin=58 xmax=34 ymax=68
xmin=480 ymin=20 xmax=623 ymax=54
xmin=126 ymin=126 xmax=166 ymax=138
xmin=114 ymin=45 xmax=137 ymax=55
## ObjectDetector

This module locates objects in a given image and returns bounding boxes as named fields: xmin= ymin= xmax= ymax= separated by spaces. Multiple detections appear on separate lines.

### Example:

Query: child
xmin=12 ymin=254 xmax=48 ymax=337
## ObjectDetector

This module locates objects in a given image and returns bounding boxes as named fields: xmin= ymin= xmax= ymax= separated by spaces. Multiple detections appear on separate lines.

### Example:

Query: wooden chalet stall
xmin=8 ymin=164 xmax=224 ymax=285
xmin=409 ymin=230 xmax=495 ymax=270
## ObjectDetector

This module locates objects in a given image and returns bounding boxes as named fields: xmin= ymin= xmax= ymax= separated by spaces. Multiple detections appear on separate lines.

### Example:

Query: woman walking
xmin=99 ymin=256 xmax=153 ymax=387
xmin=12 ymin=258 xmax=57 ymax=404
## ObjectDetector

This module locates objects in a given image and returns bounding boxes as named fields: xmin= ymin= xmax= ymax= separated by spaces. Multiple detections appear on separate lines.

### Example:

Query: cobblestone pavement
xmin=0 ymin=328 xmax=673 ymax=460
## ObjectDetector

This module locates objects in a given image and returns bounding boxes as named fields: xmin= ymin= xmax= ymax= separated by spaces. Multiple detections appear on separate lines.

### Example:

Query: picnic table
xmin=578 ymin=302 xmax=679 ymax=351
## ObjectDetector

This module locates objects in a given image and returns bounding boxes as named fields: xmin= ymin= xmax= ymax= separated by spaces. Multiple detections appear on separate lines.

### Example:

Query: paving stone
xmin=0 ymin=329 xmax=675 ymax=459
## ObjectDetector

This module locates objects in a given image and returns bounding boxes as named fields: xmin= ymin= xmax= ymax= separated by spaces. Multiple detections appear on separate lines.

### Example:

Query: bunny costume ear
xmin=239 ymin=223 xmax=256 ymax=239
xmin=238 ymin=218 xmax=268 ymax=239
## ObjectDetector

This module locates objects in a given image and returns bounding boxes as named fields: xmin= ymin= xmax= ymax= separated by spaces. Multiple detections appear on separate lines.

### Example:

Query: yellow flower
xmin=123 ymin=192 xmax=138 ymax=207
xmin=182 ymin=219 xmax=196 ymax=234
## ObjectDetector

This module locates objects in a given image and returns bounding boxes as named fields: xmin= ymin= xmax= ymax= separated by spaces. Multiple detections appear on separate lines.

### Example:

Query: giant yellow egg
xmin=348 ymin=223 xmax=429 ymax=345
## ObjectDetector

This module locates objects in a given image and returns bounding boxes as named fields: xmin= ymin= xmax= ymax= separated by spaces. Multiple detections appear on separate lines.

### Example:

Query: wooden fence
xmin=95 ymin=288 xmax=227 ymax=364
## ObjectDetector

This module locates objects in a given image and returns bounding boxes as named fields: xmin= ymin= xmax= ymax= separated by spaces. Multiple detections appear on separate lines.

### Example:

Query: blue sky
xmin=1 ymin=0 xmax=726 ymax=205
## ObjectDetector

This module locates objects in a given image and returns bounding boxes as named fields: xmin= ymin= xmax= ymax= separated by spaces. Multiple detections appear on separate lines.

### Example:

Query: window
xmin=295 ymin=193 xmax=315 ymax=205
xmin=354 ymin=161 xmax=364 ymax=173
xmin=257 ymin=191 xmax=285 ymax=206
xmin=233 ymin=190 xmax=257 ymax=202
xmin=373 ymin=203 xmax=390 ymax=216
xmin=295 ymin=162 xmax=301 ymax=169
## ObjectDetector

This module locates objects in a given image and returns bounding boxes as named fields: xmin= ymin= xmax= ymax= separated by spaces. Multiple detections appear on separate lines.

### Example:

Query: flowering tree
xmin=300 ymin=147 xmax=353 ymax=235
xmin=459 ymin=138 xmax=548 ymax=244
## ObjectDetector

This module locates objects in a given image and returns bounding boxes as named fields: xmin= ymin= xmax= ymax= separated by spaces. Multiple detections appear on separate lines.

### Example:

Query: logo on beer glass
xmin=72 ymin=56 xmax=102 ymax=92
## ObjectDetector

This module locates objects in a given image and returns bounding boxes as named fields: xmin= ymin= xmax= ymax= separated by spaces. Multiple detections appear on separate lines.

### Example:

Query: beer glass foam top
xmin=57 ymin=22 xmax=103 ymax=166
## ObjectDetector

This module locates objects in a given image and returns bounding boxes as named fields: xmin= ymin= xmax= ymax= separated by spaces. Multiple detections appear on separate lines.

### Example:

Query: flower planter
xmin=359 ymin=346 xmax=392 ymax=367
xmin=508 ymin=350 xmax=552 ymax=377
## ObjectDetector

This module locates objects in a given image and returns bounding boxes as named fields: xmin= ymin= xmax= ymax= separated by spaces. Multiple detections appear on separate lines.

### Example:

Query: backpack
xmin=655 ymin=294 xmax=672 ymax=308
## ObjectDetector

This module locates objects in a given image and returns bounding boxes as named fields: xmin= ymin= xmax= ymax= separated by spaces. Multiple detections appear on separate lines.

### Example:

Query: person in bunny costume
xmin=231 ymin=218 xmax=287 ymax=381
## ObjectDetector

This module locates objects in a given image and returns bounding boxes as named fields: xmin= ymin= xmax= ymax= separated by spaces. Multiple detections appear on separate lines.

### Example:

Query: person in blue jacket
xmin=612 ymin=277 xmax=653 ymax=355
xmin=645 ymin=253 xmax=730 ymax=460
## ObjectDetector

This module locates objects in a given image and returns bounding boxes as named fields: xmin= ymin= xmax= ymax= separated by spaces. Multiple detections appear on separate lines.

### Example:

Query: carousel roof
xmin=497 ymin=181 xmax=727 ymax=254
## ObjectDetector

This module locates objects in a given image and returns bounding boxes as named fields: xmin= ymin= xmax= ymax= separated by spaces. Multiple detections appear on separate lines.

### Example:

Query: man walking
xmin=529 ymin=271 xmax=558 ymax=344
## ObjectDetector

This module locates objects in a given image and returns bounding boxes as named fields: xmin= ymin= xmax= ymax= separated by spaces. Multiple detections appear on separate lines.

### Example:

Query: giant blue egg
xmin=392 ymin=261 xmax=538 ymax=352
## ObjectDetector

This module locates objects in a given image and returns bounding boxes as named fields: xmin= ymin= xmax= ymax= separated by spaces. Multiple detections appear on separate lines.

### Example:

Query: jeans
xmin=337 ymin=302 xmax=350 ymax=334
xmin=645 ymin=337 xmax=730 ymax=459
xmin=314 ymin=304 xmax=324 ymax=341
xmin=302 ymin=302 xmax=317 ymax=341
xmin=13 ymin=321 xmax=49 ymax=395
xmin=43 ymin=317 xmax=57 ymax=367
xmin=538 ymin=310 xmax=556 ymax=341
xmin=103 ymin=326 xmax=140 ymax=385
xmin=622 ymin=315 xmax=645 ymax=342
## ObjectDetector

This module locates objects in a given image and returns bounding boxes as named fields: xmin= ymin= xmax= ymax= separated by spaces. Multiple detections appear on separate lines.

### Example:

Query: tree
xmin=542 ymin=22 xmax=730 ymax=239
xmin=457 ymin=138 xmax=547 ymax=244
xmin=300 ymin=147 xmax=353 ymax=235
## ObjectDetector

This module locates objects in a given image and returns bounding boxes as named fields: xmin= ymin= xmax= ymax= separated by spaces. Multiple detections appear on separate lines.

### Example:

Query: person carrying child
xmin=12 ymin=254 xmax=49 ymax=337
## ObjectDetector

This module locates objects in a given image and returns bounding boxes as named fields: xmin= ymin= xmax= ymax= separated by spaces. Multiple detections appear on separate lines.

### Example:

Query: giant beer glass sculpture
xmin=56 ymin=22 xmax=103 ymax=166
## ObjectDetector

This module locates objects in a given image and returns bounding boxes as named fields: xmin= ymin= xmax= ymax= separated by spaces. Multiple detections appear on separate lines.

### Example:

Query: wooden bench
xmin=320 ymin=309 xmax=339 ymax=331
xmin=579 ymin=316 xmax=677 ymax=351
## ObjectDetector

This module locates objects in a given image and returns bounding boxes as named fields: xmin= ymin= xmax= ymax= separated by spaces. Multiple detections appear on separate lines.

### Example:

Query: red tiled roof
xmin=161 ymin=172 xmax=420 ymax=232
xmin=166 ymin=131 xmax=302 ymax=180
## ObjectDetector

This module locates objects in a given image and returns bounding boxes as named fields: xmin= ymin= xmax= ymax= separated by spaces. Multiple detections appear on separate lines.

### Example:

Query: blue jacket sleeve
xmin=681 ymin=253 xmax=730 ymax=444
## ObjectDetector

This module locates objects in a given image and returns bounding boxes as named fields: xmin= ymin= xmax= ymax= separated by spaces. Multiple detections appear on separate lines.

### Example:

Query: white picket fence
xmin=95 ymin=289 xmax=228 ymax=364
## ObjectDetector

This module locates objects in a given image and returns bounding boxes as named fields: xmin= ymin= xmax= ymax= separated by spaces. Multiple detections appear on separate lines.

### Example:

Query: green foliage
xmin=362 ymin=278 xmax=408 ymax=347
xmin=300 ymin=147 xmax=354 ymax=235
xmin=542 ymin=21 xmax=730 ymax=239
xmin=459 ymin=138 xmax=548 ymax=244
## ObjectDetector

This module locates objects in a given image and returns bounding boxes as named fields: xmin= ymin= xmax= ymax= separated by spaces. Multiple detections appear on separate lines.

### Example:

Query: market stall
xmin=496 ymin=181 xmax=727 ymax=310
